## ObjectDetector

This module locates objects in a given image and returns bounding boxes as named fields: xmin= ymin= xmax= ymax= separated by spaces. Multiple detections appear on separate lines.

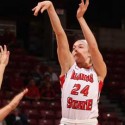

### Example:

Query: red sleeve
xmin=99 ymin=80 xmax=103 ymax=93
xmin=59 ymin=75 xmax=65 ymax=88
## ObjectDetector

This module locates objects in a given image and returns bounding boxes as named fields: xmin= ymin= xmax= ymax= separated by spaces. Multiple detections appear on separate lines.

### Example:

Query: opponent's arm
xmin=0 ymin=89 xmax=28 ymax=121
xmin=0 ymin=45 xmax=10 ymax=89
xmin=77 ymin=0 xmax=107 ymax=81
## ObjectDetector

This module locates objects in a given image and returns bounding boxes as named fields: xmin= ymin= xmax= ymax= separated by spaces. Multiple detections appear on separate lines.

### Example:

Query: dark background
xmin=0 ymin=0 xmax=125 ymax=58
xmin=0 ymin=0 xmax=125 ymax=28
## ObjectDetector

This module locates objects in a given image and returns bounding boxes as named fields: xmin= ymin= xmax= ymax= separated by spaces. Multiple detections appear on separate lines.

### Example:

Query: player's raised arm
xmin=32 ymin=1 xmax=74 ymax=76
xmin=0 ymin=45 xmax=10 ymax=89
xmin=0 ymin=89 xmax=28 ymax=121
xmin=76 ymin=0 xmax=107 ymax=81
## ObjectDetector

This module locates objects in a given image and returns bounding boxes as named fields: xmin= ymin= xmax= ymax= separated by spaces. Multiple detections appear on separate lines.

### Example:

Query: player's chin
xmin=74 ymin=57 xmax=80 ymax=63
xmin=74 ymin=56 xmax=77 ymax=61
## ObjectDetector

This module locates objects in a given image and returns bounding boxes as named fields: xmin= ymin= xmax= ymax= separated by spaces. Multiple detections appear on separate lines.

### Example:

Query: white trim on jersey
xmin=60 ymin=117 xmax=98 ymax=125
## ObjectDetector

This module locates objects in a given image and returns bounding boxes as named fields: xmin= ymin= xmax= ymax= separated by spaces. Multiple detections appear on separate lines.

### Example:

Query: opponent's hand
xmin=32 ymin=1 xmax=52 ymax=16
xmin=0 ymin=45 xmax=10 ymax=66
xmin=9 ymin=88 xmax=28 ymax=110
xmin=76 ymin=0 xmax=89 ymax=19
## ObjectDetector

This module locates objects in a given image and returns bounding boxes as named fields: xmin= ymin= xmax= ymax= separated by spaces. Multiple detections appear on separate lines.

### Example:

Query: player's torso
xmin=61 ymin=63 xmax=99 ymax=120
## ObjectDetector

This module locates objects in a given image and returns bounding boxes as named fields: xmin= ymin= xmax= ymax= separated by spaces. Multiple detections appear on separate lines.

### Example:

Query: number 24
xmin=71 ymin=84 xmax=90 ymax=96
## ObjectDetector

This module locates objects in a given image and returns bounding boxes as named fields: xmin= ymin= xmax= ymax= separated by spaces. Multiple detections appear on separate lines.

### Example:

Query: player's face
xmin=72 ymin=40 xmax=90 ymax=63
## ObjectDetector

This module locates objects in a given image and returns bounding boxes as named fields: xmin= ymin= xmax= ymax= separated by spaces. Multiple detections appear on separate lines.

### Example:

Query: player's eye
xmin=79 ymin=46 xmax=84 ymax=48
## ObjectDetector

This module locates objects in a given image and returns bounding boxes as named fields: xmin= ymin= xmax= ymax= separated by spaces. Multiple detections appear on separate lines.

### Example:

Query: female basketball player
xmin=32 ymin=0 xmax=107 ymax=124
xmin=0 ymin=45 xmax=28 ymax=121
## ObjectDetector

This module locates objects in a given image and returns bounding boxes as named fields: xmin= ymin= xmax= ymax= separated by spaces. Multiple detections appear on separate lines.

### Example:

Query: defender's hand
xmin=0 ymin=45 xmax=10 ymax=66
xmin=9 ymin=89 xmax=28 ymax=110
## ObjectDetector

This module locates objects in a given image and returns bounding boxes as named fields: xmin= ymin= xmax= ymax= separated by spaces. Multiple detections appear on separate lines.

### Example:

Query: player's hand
xmin=9 ymin=88 xmax=28 ymax=110
xmin=0 ymin=45 xmax=10 ymax=66
xmin=32 ymin=1 xmax=52 ymax=16
xmin=76 ymin=0 xmax=89 ymax=19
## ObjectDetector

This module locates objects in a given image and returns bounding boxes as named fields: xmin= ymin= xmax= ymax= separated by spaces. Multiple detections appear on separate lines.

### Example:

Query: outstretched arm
xmin=32 ymin=1 xmax=74 ymax=76
xmin=77 ymin=0 xmax=107 ymax=81
xmin=0 ymin=45 xmax=10 ymax=89
xmin=0 ymin=89 xmax=28 ymax=121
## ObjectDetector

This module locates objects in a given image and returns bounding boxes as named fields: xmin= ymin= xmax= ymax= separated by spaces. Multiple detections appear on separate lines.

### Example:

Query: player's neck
xmin=77 ymin=62 xmax=92 ymax=69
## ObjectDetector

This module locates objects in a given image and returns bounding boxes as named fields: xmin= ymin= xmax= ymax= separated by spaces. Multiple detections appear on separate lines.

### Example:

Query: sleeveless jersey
xmin=60 ymin=63 xmax=103 ymax=123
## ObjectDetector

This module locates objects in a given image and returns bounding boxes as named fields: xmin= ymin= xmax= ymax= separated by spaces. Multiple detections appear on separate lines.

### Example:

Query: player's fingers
xmin=40 ymin=6 xmax=47 ymax=13
xmin=79 ymin=3 xmax=84 ymax=8
xmin=3 ymin=45 xmax=7 ymax=53
xmin=85 ymin=0 xmax=89 ymax=6
xmin=7 ymin=51 xmax=10 ymax=55
xmin=24 ymin=88 xmax=28 ymax=93
xmin=34 ymin=5 xmax=41 ymax=16
xmin=81 ymin=0 xmax=84 ymax=3
xmin=15 ymin=89 xmax=28 ymax=102
xmin=0 ymin=46 xmax=3 ymax=53
xmin=32 ymin=6 xmax=36 ymax=11
xmin=7 ymin=51 xmax=10 ymax=61
xmin=22 ymin=88 xmax=28 ymax=95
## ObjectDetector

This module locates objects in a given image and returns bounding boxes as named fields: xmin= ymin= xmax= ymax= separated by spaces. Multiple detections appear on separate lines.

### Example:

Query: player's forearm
xmin=0 ymin=65 xmax=6 ymax=89
xmin=0 ymin=104 xmax=12 ymax=121
xmin=47 ymin=3 xmax=69 ymax=50
xmin=47 ymin=3 xmax=65 ymax=36
xmin=77 ymin=17 xmax=98 ymax=49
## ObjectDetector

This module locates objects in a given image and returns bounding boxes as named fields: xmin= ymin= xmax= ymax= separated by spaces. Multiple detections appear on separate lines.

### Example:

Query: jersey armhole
xmin=99 ymin=80 xmax=103 ymax=93
xmin=59 ymin=63 xmax=76 ymax=88
xmin=59 ymin=74 xmax=66 ymax=88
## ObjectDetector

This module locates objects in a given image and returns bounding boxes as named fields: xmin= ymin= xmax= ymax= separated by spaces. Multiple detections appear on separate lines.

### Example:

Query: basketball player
xmin=32 ymin=0 xmax=107 ymax=124
xmin=0 ymin=45 xmax=28 ymax=121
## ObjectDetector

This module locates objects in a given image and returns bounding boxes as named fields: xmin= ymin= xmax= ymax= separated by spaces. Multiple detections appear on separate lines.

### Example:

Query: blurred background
xmin=0 ymin=0 xmax=125 ymax=125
